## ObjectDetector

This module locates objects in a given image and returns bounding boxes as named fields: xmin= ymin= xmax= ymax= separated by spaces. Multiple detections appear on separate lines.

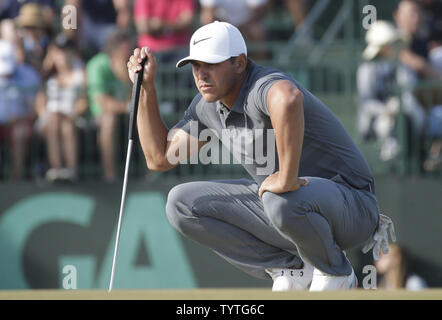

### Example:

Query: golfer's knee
xmin=166 ymin=184 xmax=197 ymax=234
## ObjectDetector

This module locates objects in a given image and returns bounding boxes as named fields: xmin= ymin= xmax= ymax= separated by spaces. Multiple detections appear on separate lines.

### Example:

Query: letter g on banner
xmin=0 ymin=193 xmax=93 ymax=289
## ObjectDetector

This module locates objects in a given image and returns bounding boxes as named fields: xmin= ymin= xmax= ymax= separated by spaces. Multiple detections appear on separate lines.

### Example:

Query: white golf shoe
xmin=309 ymin=268 xmax=358 ymax=291
xmin=265 ymin=262 xmax=314 ymax=291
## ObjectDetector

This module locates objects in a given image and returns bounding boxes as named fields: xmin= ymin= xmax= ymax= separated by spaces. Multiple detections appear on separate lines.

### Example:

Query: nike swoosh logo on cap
xmin=193 ymin=37 xmax=211 ymax=45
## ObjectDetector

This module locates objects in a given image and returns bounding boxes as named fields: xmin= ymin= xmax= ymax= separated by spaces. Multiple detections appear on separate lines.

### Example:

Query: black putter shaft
xmin=128 ymin=58 xmax=146 ymax=140
xmin=109 ymin=57 xmax=147 ymax=292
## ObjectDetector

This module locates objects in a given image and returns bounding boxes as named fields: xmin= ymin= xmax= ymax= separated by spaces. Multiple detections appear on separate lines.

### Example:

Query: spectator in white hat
xmin=357 ymin=20 xmax=426 ymax=161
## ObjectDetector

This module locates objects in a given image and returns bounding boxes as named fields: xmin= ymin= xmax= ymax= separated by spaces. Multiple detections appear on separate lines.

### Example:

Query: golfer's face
xmin=191 ymin=59 xmax=236 ymax=103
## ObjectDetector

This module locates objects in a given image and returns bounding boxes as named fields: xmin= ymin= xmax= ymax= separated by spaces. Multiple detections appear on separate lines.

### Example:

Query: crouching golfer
xmin=126 ymin=21 xmax=395 ymax=291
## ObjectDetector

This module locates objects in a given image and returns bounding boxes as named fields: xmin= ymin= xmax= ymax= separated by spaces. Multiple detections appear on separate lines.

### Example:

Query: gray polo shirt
xmin=172 ymin=61 xmax=375 ymax=193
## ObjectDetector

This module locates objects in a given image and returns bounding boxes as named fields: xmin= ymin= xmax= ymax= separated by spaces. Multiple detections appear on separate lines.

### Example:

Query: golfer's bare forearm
xmin=268 ymin=81 xmax=304 ymax=187
xmin=137 ymin=85 xmax=171 ymax=171
xmin=276 ymin=96 xmax=304 ymax=186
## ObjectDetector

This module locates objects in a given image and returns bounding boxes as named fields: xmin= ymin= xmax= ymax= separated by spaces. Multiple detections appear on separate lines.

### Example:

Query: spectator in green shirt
xmin=86 ymin=30 xmax=133 ymax=182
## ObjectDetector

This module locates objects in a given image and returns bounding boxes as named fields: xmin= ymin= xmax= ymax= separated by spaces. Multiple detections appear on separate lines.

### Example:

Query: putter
xmin=108 ymin=57 xmax=147 ymax=292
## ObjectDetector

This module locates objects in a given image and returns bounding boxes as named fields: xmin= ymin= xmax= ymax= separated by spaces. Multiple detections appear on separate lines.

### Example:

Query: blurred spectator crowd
xmin=0 ymin=0 xmax=308 ymax=182
xmin=357 ymin=0 xmax=442 ymax=170
xmin=0 ymin=0 xmax=441 ymax=183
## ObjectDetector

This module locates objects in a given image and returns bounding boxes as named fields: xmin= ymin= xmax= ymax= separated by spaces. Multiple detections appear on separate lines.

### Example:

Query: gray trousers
xmin=165 ymin=176 xmax=379 ymax=280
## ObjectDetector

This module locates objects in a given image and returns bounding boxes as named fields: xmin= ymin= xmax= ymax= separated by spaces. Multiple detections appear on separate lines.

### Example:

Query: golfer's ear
xmin=235 ymin=54 xmax=247 ymax=73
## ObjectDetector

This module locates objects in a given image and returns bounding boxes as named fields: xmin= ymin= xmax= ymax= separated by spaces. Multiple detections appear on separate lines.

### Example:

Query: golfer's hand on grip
xmin=127 ymin=47 xmax=156 ymax=89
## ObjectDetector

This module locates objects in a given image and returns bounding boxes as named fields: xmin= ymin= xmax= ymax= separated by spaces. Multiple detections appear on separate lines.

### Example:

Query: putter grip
xmin=128 ymin=57 xmax=147 ymax=140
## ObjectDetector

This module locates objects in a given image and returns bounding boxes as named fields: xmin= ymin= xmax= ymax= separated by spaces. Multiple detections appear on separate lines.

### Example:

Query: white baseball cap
xmin=176 ymin=21 xmax=247 ymax=68
xmin=0 ymin=40 xmax=16 ymax=77
xmin=362 ymin=20 xmax=407 ymax=61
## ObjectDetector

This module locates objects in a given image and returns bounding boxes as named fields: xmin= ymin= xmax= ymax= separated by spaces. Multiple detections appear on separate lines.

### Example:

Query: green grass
xmin=1 ymin=289 xmax=441 ymax=300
